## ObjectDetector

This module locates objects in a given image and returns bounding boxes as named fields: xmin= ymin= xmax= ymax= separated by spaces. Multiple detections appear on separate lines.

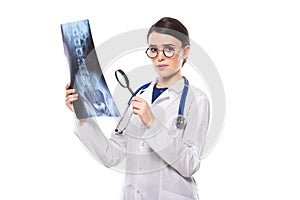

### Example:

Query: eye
xmin=164 ymin=46 xmax=174 ymax=52
xmin=150 ymin=47 xmax=158 ymax=52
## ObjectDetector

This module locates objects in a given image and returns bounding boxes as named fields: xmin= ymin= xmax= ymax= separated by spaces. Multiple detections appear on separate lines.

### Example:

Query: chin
xmin=155 ymin=70 xmax=171 ymax=78
xmin=156 ymin=68 xmax=179 ymax=78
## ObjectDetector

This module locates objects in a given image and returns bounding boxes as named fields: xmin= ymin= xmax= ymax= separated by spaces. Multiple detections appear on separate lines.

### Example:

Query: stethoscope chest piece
xmin=176 ymin=115 xmax=187 ymax=129
xmin=175 ymin=76 xmax=189 ymax=129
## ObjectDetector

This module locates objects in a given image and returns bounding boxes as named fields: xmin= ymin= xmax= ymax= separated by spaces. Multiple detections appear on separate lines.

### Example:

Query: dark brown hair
xmin=147 ymin=17 xmax=189 ymax=46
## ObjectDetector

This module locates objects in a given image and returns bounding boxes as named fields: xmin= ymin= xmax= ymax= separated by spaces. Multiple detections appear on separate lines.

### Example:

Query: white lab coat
xmin=74 ymin=78 xmax=210 ymax=200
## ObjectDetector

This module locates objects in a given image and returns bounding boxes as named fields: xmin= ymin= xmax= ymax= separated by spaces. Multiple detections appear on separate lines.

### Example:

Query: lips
xmin=157 ymin=64 xmax=168 ymax=68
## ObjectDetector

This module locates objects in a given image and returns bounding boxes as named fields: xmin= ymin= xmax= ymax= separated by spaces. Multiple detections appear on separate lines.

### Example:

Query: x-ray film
xmin=61 ymin=19 xmax=120 ymax=119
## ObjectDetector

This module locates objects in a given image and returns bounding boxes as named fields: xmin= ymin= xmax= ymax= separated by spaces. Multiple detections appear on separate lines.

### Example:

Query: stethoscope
xmin=114 ymin=69 xmax=189 ymax=134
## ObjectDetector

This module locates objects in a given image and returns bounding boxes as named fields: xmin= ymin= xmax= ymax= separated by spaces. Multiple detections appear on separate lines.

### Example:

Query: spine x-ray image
xmin=61 ymin=19 xmax=120 ymax=119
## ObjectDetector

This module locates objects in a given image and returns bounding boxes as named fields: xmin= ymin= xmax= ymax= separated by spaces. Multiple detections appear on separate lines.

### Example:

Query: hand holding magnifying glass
xmin=114 ymin=69 xmax=155 ymax=133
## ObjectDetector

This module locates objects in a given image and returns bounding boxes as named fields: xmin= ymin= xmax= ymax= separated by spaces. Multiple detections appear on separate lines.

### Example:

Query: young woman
xmin=65 ymin=17 xmax=210 ymax=200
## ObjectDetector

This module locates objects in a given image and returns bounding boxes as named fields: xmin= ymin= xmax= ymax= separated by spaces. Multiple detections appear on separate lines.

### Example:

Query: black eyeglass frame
xmin=145 ymin=46 xmax=183 ymax=59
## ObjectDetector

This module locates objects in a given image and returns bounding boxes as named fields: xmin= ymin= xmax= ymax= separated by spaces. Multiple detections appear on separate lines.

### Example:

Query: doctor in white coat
xmin=65 ymin=17 xmax=210 ymax=200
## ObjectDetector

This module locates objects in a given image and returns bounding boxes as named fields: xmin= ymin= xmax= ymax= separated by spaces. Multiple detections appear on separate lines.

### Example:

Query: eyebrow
xmin=149 ymin=44 xmax=176 ymax=47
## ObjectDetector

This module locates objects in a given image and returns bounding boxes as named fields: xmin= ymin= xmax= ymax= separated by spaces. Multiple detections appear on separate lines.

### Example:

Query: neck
xmin=157 ymin=71 xmax=182 ymax=88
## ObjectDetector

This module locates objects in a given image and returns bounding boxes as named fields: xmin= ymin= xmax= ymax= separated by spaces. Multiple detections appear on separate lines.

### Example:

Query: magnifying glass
xmin=115 ymin=69 xmax=135 ymax=97
xmin=114 ymin=69 xmax=135 ymax=134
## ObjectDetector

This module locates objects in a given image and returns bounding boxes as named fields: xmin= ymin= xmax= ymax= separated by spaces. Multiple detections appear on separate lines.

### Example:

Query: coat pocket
xmin=121 ymin=184 xmax=142 ymax=200
xmin=160 ymin=189 xmax=198 ymax=200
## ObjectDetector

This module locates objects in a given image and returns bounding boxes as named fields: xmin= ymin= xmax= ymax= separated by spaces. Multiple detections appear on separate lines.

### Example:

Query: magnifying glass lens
xmin=115 ymin=70 xmax=128 ymax=88
xmin=115 ymin=69 xmax=135 ymax=96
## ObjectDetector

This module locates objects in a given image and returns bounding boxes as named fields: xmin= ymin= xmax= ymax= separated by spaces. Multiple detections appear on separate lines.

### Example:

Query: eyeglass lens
xmin=146 ymin=46 xmax=175 ymax=58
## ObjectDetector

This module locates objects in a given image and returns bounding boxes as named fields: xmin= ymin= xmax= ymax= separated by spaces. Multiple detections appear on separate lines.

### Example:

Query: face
xmin=147 ymin=31 xmax=190 ymax=79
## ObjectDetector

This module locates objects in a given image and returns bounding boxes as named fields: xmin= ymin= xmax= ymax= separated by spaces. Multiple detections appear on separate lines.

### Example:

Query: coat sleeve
xmin=73 ymin=117 xmax=127 ymax=168
xmin=143 ymin=90 xmax=210 ymax=178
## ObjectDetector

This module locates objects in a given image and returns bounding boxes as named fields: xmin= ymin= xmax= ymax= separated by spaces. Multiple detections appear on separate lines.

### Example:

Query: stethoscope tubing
xmin=115 ymin=77 xmax=189 ymax=134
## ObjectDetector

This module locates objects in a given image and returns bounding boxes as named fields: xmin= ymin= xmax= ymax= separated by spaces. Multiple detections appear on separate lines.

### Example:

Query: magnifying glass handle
xmin=128 ymin=87 xmax=135 ymax=97
xmin=115 ymin=104 xmax=129 ymax=131
xmin=115 ymin=103 xmax=133 ymax=134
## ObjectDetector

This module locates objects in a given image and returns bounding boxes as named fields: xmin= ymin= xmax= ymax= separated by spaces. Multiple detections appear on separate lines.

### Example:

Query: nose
xmin=157 ymin=50 xmax=165 ymax=62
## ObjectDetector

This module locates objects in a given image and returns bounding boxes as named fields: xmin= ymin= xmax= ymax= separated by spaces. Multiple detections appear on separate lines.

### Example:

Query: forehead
xmin=148 ymin=31 xmax=182 ymax=46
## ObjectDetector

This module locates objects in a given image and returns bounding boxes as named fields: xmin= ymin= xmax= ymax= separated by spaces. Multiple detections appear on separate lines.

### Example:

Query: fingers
xmin=65 ymin=94 xmax=79 ymax=103
xmin=131 ymin=96 xmax=145 ymax=111
xmin=131 ymin=96 xmax=155 ymax=127
xmin=66 ymin=88 xmax=76 ymax=97
xmin=131 ymin=96 xmax=148 ymax=115
xmin=131 ymin=96 xmax=144 ymax=103
xmin=65 ymin=83 xmax=78 ymax=112
xmin=65 ymin=93 xmax=78 ymax=112
xmin=132 ymin=101 xmax=143 ymax=110
xmin=65 ymin=83 xmax=71 ymax=90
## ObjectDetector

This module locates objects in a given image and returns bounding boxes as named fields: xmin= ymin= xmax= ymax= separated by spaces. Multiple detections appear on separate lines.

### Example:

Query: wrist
xmin=146 ymin=114 xmax=155 ymax=128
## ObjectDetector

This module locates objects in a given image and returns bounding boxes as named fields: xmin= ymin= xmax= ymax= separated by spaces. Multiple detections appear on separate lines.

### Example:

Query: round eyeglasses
xmin=145 ymin=46 xmax=182 ymax=59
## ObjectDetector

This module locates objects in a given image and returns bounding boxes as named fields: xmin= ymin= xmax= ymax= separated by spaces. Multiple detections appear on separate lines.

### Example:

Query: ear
xmin=183 ymin=45 xmax=190 ymax=60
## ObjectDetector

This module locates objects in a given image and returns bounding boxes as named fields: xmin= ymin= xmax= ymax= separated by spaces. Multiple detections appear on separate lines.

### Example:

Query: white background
xmin=0 ymin=0 xmax=299 ymax=199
